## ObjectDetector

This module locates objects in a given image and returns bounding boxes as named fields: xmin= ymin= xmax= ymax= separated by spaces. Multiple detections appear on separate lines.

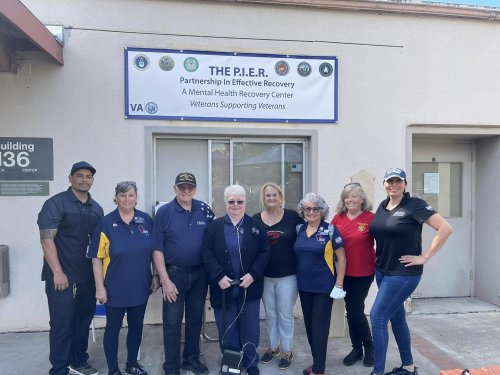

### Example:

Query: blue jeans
xmin=370 ymin=270 xmax=421 ymax=375
xmin=262 ymin=275 xmax=298 ymax=352
xmin=103 ymin=303 xmax=147 ymax=371
xmin=162 ymin=266 xmax=208 ymax=374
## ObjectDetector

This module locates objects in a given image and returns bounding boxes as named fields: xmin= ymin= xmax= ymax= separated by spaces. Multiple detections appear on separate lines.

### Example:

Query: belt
xmin=166 ymin=264 xmax=203 ymax=272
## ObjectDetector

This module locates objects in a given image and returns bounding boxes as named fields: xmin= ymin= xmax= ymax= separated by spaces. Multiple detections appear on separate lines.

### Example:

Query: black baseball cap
xmin=175 ymin=172 xmax=197 ymax=187
xmin=70 ymin=161 xmax=96 ymax=176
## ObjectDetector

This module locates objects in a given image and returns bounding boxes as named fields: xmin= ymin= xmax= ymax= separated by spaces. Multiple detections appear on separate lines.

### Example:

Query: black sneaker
xmin=384 ymin=366 xmax=419 ymax=375
xmin=303 ymin=366 xmax=313 ymax=375
xmin=278 ymin=352 xmax=293 ymax=370
xmin=343 ymin=349 xmax=363 ymax=366
xmin=108 ymin=370 xmax=123 ymax=375
xmin=124 ymin=363 xmax=148 ymax=375
xmin=260 ymin=347 xmax=280 ymax=363
xmin=181 ymin=357 xmax=209 ymax=375
xmin=363 ymin=346 xmax=374 ymax=367
xmin=69 ymin=363 xmax=99 ymax=375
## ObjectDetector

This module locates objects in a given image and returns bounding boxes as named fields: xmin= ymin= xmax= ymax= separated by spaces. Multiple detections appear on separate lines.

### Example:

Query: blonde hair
xmin=259 ymin=182 xmax=284 ymax=208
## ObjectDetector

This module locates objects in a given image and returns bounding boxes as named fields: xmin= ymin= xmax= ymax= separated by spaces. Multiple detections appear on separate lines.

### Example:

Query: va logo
xmin=129 ymin=102 xmax=159 ymax=114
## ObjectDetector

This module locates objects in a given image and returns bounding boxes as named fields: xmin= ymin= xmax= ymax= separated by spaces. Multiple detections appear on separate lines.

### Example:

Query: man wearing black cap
xmin=38 ymin=161 xmax=104 ymax=375
xmin=153 ymin=172 xmax=215 ymax=375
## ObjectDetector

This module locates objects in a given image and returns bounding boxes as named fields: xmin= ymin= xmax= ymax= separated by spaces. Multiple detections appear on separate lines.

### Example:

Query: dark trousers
xmin=162 ymin=266 xmax=208 ymax=374
xmin=299 ymin=291 xmax=333 ymax=374
xmin=45 ymin=280 xmax=96 ymax=375
xmin=103 ymin=303 xmax=147 ymax=372
xmin=344 ymin=274 xmax=374 ymax=352
xmin=213 ymin=297 xmax=261 ymax=370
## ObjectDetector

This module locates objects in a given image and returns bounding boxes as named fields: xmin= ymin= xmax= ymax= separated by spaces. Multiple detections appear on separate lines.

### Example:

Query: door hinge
xmin=470 ymin=271 xmax=474 ymax=280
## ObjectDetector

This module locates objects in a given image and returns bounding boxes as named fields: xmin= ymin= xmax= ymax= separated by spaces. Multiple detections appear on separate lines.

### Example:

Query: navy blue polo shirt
xmin=153 ymin=198 xmax=215 ymax=267
xmin=294 ymin=220 xmax=344 ymax=293
xmin=370 ymin=192 xmax=436 ymax=276
xmin=87 ymin=208 xmax=153 ymax=307
xmin=37 ymin=187 xmax=104 ymax=283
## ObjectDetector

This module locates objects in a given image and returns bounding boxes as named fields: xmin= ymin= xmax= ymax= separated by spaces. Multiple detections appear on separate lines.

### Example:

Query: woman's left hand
xmin=399 ymin=254 xmax=428 ymax=267
xmin=239 ymin=273 xmax=254 ymax=288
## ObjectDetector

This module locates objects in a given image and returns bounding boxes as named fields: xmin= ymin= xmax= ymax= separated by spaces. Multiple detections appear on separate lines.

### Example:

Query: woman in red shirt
xmin=332 ymin=182 xmax=375 ymax=367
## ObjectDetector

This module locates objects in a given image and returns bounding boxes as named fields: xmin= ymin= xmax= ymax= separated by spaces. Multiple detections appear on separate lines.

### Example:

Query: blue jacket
xmin=202 ymin=214 xmax=270 ymax=309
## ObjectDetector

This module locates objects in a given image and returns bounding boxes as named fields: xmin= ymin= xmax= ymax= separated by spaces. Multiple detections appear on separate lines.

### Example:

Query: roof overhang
xmin=216 ymin=0 xmax=500 ymax=21
xmin=0 ymin=0 xmax=64 ymax=74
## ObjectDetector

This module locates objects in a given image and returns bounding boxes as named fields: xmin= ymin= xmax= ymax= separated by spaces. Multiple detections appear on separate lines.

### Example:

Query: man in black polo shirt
xmin=38 ymin=161 xmax=104 ymax=375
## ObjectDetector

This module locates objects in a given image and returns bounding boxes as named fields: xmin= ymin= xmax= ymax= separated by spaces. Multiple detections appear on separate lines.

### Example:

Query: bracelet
xmin=153 ymin=274 xmax=159 ymax=278
xmin=335 ymin=284 xmax=343 ymax=288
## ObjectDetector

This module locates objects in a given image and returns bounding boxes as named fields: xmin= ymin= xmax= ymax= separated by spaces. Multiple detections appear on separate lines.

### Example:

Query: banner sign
xmin=125 ymin=48 xmax=338 ymax=123
xmin=0 ymin=137 xmax=53 ymax=181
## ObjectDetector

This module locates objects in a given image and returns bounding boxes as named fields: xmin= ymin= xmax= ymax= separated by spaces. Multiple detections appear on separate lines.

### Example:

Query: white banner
xmin=125 ymin=48 xmax=338 ymax=123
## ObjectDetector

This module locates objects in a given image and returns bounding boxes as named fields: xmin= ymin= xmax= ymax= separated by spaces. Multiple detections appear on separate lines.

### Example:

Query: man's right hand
xmin=53 ymin=271 xmax=69 ymax=291
xmin=161 ymin=277 xmax=178 ymax=303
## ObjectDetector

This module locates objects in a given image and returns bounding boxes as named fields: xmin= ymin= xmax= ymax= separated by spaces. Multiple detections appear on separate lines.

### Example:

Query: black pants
xmin=104 ymin=303 xmax=147 ymax=372
xmin=45 ymin=280 xmax=96 ymax=375
xmin=299 ymin=291 xmax=333 ymax=374
xmin=162 ymin=266 xmax=208 ymax=374
xmin=344 ymin=275 xmax=374 ymax=352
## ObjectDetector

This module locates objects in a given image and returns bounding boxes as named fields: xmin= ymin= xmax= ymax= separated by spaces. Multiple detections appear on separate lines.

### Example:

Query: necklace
xmin=347 ymin=210 xmax=362 ymax=220
xmin=262 ymin=208 xmax=284 ymax=226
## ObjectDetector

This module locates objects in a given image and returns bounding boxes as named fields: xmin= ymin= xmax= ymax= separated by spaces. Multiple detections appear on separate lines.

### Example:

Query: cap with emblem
xmin=384 ymin=167 xmax=406 ymax=181
xmin=175 ymin=172 xmax=197 ymax=187
xmin=70 ymin=161 xmax=96 ymax=176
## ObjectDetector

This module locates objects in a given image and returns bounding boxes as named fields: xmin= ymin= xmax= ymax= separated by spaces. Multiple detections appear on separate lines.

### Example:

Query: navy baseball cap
xmin=70 ymin=161 xmax=96 ymax=175
xmin=384 ymin=167 xmax=406 ymax=181
xmin=175 ymin=172 xmax=197 ymax=187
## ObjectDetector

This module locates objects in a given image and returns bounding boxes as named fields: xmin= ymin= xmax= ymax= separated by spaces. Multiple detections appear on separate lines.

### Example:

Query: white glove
xmin=330 ymin=285 xmax=346 ymax=299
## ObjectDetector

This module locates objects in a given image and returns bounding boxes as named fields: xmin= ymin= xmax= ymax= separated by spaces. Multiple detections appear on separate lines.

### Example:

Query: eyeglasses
xmin=303 ymin=206 xmax=321 ymax=213
xmin=176 ymin=184 xmax=196 ymax=192
xmin=226 ymin=200 xmax=245 ymax=206
xmin=344 ymin=182 xmax=361 ymax=189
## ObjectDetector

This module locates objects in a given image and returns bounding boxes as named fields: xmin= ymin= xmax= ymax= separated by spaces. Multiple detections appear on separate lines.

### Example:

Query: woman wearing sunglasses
xmin=332 ymin=182 xmax=375 ymax=367
xmin=294 ymin=193 xmax=346 ymax=375
xmin=202 ymin=185 xmax=270 ymax=375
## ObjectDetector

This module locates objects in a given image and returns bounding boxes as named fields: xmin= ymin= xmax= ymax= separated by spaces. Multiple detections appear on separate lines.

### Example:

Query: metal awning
xmin=0 ymin=0 xmax=63 ymax=73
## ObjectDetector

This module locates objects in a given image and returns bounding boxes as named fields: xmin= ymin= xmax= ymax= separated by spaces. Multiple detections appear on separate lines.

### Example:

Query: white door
xmin=155 ymin=139 xmax=209 ymax=205
xmin=412 ymin=141 xmax=473 ymax=297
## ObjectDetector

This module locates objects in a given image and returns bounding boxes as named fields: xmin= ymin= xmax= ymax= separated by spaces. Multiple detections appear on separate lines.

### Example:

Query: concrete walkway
xmin=1 ymin=297 xmax=499 ymax=375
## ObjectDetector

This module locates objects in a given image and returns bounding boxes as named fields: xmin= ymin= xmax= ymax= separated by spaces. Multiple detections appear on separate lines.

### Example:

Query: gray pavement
xmin=1 ymin=297 xmax=499 ymax=375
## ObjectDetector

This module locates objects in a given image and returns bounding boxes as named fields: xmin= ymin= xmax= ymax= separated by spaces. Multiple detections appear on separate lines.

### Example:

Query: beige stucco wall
xmin=1 ymin=0 xmax=500 ymax=331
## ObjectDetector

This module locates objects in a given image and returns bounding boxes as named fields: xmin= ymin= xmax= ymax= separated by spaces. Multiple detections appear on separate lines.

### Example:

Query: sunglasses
xmin=344 ymin=182 xmax=361 ymax=189
xmin=303 ymin=206 xmax=321 ymax=213
xmin=226 ymin=200 xmax=245 ymax=206
xmin=176 ymin=184 xmax=196 ymax=191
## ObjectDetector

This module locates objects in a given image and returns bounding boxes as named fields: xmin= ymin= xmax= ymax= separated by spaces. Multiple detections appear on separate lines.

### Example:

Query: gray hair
xmin=335 ymin=183 xmax=372 ymax=214
xmin=224 ymin=184 xmax=246 ymax=202
xmin=297 ymin=192 xmax=329 ymax=220
xmin=114 ymin=181 xmax=137 ymax=203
